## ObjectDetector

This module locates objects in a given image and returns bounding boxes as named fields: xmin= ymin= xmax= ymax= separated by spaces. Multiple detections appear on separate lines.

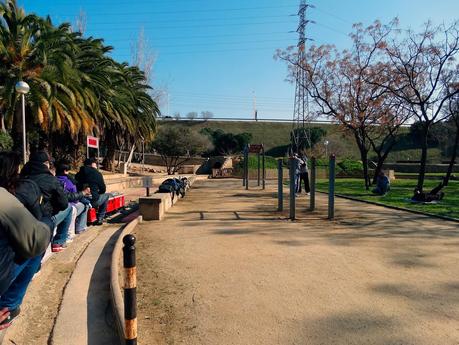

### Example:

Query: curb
xmin=110 ymin=216 xmax=141 ymax=345
xmin=317 ymin=191 xmax=459 ymax=224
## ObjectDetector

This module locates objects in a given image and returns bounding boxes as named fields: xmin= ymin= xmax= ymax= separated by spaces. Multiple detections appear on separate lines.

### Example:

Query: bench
xmin=139 ymin=193 xmax=177 ymax=221
xmin=88 ymin=194 xmax=126 ymax=223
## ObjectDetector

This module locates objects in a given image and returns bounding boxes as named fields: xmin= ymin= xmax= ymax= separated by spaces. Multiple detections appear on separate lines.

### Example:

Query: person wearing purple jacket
xmin=56 ymin=163 xmax=91 ymax=237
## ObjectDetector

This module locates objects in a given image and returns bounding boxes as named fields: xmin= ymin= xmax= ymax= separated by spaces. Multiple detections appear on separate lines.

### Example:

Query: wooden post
xmin=262 ymin=145 xmax=266 ymax=190
xmin=289 ymin=157 xmax=296 ymax=220
xmin=123 ymin=235 xmax=137 ymax=345
xmin=257 ymin=153 xmax=261 ymax=186
xmin=278 ymin=159 xmax=283 ymax=212
xmin=310 ymin=157 xmax=316 ymax=211
xmin=245 ymin=148 xmax=249 ymax=190
xmin=328 ymin=155 xmax=336 ymax=220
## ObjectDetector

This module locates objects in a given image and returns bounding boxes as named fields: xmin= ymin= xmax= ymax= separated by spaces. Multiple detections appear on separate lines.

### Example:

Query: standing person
xmin=292 ymin=154 xmax=302 ymax=197
xmin=298 ymin=154 xmax=310 ymax=195
xmin=75 ymin=158 xmax=111 ymax=226
xmin=20 ymin=151 xmax=72 ymax=252
xmin=0 ymin=152 xmax=51 ymax=327
xmin=56 ymin=163 xmax=92 ymax=237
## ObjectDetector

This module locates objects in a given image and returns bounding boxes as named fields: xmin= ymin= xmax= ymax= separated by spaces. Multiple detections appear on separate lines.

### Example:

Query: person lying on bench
xmin=372 ymin=170 xmax=390 ymax=196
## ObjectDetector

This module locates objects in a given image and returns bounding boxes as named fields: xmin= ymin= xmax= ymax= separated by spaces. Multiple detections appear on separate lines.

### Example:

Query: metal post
xmin=328 ymin=155 xmax=336 ymax=220
xmin=245 ymin=148 xmax=249 ymax=190
xmin=123 ymin=235 xmax=137 ymax=345
xmin=310 ymin=157 xmax=316 ymax=211
xmin=289 ymin=157 xmax=296 ymax=220
xmin=21 ymin=94 xmax=27 ymax=164
xmin=257 ymin=153 xmax=260 ymax=186
xmin=277 ymin=159 xmax=283 ymax=211
xmin=242 ymin=151 xmax=246 ymax=187
xmin=146 ymin=187 xmax=150 ymax=197
xmin=262 ymin=146 xmax=266 ymax=190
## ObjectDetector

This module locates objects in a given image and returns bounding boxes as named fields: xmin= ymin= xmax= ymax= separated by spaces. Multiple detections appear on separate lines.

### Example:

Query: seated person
xmin=56 ymin=163 xmax=92 ymax=236
xmin=412 ymin=187 xmax=445 ymax=202
xmin=372 ymin=170 xmax=390 ymax=195
xmin=75 ymin=158 xmax=111 ymax=226
xmin=20 ymin=151 xmax=72 ymax=253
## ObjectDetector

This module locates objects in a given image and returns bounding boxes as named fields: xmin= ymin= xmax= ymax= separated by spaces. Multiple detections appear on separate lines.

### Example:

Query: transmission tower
xmin=291 ymin=0 xmax=314 ymax=154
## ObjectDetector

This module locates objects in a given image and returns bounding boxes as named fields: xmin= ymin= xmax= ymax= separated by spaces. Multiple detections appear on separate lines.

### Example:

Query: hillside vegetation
xmin=159 ymin=120 xmax=447 ymax=163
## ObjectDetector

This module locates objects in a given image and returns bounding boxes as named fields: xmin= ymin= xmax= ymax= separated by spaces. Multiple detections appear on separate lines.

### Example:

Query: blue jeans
xmin=0 ymin=255 xmax=42 ymax=310
xmin=51 ymin=206 xmax=73 ymax=245
xmin=92 ymin=193 xmax=110 ymax=221
xmin=73 ymin=202 xmax=89 ymax=232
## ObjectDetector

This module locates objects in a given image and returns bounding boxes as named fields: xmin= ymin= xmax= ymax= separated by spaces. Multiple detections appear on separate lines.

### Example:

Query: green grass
xmin=316 ymin=178 xmax=459 ymax=220
xmin=236 ymin=155 xmax=279 ymax=171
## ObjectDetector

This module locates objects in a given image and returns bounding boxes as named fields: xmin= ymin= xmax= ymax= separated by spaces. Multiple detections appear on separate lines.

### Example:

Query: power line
xmin=59 ymin=4 xmax=299 ymax=17
xmin=84 ymin=19 xmax=297 ymax=31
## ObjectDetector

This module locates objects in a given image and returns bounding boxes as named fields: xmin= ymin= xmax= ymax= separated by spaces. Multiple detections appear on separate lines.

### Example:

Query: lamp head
xmin=15 ymin=81 xmax=30 ymax=95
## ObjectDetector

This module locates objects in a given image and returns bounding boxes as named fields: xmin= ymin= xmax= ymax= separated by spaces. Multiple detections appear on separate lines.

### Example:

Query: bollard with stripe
xmin=123 ymin=235 xmax=137 ymax=345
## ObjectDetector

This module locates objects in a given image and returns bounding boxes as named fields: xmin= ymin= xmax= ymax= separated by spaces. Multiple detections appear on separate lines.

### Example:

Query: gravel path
xmin=136 ymin=178 xmax=459 ymax=345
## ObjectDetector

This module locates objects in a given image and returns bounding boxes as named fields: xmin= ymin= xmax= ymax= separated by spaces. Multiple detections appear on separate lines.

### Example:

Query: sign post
xmin=86 ymin=136 xmax=100 ymax=169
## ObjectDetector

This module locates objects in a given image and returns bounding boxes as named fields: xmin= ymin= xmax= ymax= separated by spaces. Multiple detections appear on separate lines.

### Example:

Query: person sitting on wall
xmin=372 ymin=170 xmax=390 ymax=196
xmin=75 ymin=158 xmax=111 ymax=226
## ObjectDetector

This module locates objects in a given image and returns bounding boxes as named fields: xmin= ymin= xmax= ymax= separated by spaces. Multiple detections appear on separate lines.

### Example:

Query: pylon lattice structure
xmin=291 ymin=0 xmax=314 ymax=154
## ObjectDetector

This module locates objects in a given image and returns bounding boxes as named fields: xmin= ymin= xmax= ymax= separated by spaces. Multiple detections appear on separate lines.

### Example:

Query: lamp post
xmin=15 ymin=81 xmax=30 ymax=164
xmin=324 ymin=140 xmax=329 ymax=158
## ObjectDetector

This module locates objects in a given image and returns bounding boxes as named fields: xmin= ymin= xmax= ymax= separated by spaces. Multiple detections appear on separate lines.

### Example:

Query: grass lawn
xmin=316 ymin=178 xmax=459 ymax=220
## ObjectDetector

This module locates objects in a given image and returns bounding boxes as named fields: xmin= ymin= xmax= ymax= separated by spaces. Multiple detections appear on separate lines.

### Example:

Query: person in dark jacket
xmin=0 ymin=152 xmax=50 ymax=327
xmin=20 ymin=151 xmax=72 ymax=252
xmin=56 ymin=163 xmax=91 ymax=236
xmin=75 ymin=158 xmax=111 ymax=225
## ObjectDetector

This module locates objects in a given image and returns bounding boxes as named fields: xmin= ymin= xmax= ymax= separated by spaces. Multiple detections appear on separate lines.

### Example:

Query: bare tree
xmin=186 ymin=112 xmax=198 ymax=121
xmin=73 ymin=9 xmax=87 ymax=34
xmin=201 ymin=111 xmax=214 ymax=120
xmin=373 ymin=21 xmax=459 ymax=192
xmin=173 ymin=112 xmax=181 ymax=121
xmin=277 ymin=20 xmax=400 ymax=189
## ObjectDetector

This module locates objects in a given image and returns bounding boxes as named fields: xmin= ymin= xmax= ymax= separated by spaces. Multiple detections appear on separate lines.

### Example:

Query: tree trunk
xmin=417 ymin=125 xmax=430 ymax=193
xmin=431 ymin=125 xmax=459 ymax=193
xmin=103 ymin=132 xmax=117 ymax=171
xmin=355 ymin=133 xmax=370 ymax=190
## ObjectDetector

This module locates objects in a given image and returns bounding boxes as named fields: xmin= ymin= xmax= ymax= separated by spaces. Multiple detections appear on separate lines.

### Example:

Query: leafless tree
xmin=373 ymin=21 xmax=459 ymax=192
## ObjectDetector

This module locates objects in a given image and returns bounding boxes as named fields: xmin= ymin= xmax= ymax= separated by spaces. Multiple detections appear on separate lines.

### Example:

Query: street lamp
xmin=324 ymin=140 xmax=329 ymax=158
xmin=15 ymin=81 xmax=30 ymax=164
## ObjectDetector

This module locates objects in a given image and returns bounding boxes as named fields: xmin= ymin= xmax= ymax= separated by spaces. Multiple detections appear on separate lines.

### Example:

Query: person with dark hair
xmin=56 ymin=163 xmax=91 ymax=236
xmin=297 ymin=154 xmax=310 ymax=195
xmin=372 ymin=170 xmax=390 ymax=196
xmin=0 ymin=152 xmax=51 ymax=327
xmin=21 ymin=151 xmax=72 ymax=252
xmin=75 ymin=158 xmax=111 ymax=225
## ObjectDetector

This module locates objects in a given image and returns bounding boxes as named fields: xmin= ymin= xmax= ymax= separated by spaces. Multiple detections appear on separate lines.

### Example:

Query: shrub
xmin=0 ymin=131 xmax=13 ymax=151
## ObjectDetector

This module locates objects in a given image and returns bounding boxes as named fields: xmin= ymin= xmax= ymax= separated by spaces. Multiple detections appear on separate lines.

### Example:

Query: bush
xmin=0 ymin=131 xmax=13 ymax=151
xmin=234 ymin=155 xmax=279 ymax=172
xmin=337 ymin=159 xmax=363 ymax=173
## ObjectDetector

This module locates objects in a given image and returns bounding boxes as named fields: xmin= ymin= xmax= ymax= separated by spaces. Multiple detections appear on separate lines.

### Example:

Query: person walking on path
xmin=75 ymin=158 xmax=111 ymax=226
xmin=297 ymin=154 xmax=310 ymax=195
xmin=56 ymin=163 xmax=92 ymax=238
xmin=20 ymin=151 xmax=72 ymax=252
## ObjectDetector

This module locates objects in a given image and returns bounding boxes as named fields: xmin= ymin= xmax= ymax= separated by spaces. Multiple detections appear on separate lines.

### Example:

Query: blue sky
xmin=18 ymin=0 xmax=459 ymax=120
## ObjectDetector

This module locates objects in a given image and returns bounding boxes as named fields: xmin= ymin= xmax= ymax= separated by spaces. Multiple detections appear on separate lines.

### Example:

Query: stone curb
xmin=110 ymin=216 xmax=141 ymax=345
xmin=317 ymin=191 xmax=459 ymax=224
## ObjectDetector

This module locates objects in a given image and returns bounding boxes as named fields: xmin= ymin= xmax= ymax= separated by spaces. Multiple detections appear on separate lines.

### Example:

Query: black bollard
xmin=310 ymin=157 xmax=316 ymax=211
xmin=289 ymin=157 xmax=296 ymax=220
xmin=328 ymin=155 xmax=336 ymax=220
xmin=277 ymin=159 xmax=283 ymax=212
xmin=257 ymin=153 xmax=261 ymax=186
xmin=262 ymin=148 xmax=266 ymax=190
xmin=123 ymin=235 xmax=137 ymax=345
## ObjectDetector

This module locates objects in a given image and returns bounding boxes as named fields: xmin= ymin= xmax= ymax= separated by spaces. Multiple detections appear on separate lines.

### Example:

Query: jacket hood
xmin=21 ymin=161 xmax=52 ymax=177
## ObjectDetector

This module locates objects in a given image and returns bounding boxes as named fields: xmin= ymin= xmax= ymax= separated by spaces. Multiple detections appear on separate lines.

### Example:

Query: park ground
xmin=135 ymin=178 xmax=459 ymax=345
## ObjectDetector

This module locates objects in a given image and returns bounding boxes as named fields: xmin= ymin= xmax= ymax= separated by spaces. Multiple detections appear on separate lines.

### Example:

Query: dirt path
xmin=135 ymin=179 xmax=459 ymax=345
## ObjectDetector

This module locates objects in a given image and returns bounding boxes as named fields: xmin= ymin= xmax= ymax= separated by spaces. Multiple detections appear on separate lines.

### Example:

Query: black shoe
xmin=0 ymin=307 xmax=20 ymax=326
xmin=94 ymin=220 xmax=104 ymax=226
